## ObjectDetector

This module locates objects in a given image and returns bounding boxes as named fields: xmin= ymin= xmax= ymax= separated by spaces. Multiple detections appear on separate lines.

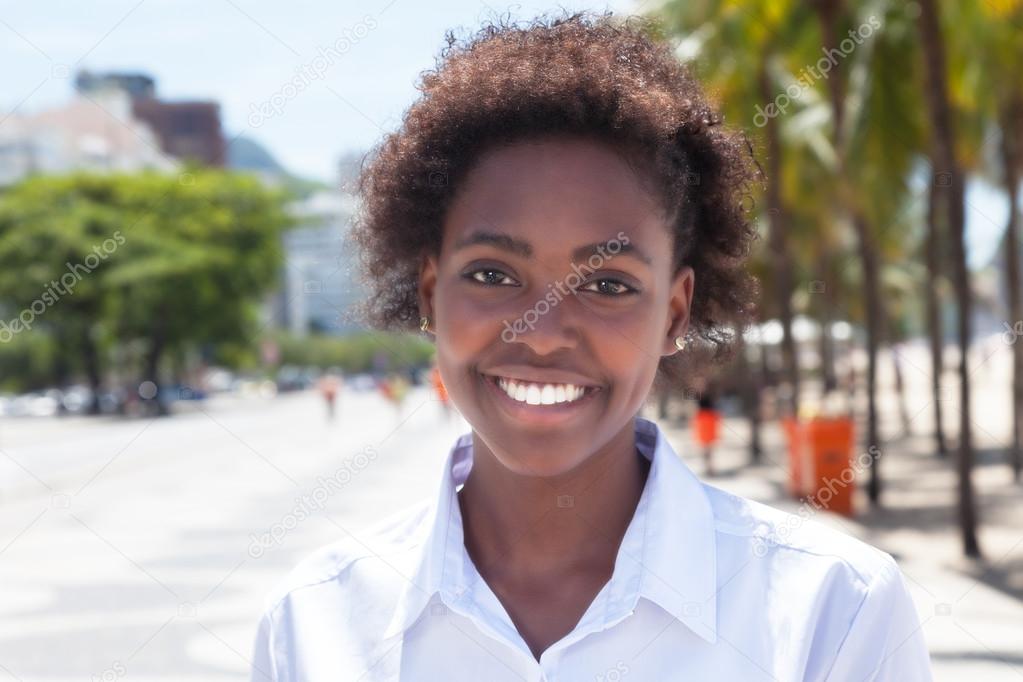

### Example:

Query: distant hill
xmin=227 ymin=135 xmax=285 ymax=173
xmin=226 ymin=135 xmax=328 ymax=200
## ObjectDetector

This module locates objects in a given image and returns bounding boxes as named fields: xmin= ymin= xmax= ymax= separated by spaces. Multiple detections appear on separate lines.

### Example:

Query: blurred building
xmin=74 ymin=71 xmax=156 ymax=100
xmin=2 ymin=66 xmax=365 ymax=336
xmin=0 ymin=88 xmax=175 ymax=185
xmin=131 ymin=99 xmax=226 ymax=167
xmin=270 ymin=184 xmax=365 ymax=336
xmin=0 ymin=69 xmax=225 ymax=187
xmin=76 ymin=69 xmax=226 ymax=167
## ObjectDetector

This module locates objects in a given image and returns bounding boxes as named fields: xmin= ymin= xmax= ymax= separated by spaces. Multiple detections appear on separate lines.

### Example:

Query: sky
xmin=0 ymin=0 xmax=638 ymax=179
xmin=0 ymin=0 xmax=1014 ymax=269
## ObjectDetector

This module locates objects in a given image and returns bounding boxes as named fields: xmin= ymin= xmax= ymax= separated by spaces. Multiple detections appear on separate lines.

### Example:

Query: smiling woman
xmin=249 ymin=10 xmax=932 ymax=682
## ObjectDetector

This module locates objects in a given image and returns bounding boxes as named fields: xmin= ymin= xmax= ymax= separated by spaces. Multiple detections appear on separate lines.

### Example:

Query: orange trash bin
xmin=781 ymin=417 xmax=805 ymax=497
xmin=805 ymin=417 xmax=856 ymax=517
xmin=782 ymin=416 xmax=856 ymax=516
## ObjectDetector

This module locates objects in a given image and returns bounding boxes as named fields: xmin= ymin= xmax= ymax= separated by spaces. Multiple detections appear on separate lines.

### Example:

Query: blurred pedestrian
xmin=693 ymin=390 xmax=722 ymax=476
xmin=379 ymin=372 xmax=409 ymax=420
xmin=430 ymin=365 xmax=454 ymax=421
xmin=317 ymin=372 xmax=342 ymax=420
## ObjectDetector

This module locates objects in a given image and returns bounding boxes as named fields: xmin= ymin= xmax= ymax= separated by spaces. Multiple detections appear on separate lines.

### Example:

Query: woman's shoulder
xmin=699 ymin=480 xmax=897 ymax=589
xmin=249 ymin=500 xmax=436 ymax=679
xmin=695 ymin=483 xmax=932 ymax=679
xmin=259 ymin=498 xmax=433 ymax=616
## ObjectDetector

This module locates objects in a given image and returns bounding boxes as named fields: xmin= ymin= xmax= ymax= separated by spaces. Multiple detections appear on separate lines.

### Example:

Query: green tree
xmin=0 ymin=174 xmax=126 ymax=411
xmin=0 ymin=170 xmax=293 ymax=414
xmin=104 ymin=169 xmax=292 ymax=412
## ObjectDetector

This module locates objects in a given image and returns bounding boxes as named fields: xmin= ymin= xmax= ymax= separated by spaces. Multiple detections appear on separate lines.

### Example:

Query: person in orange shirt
xmin=379 ymin=372 xmax=409 ymax=421
xmin=430 ymin=364 xmax=454 ymax=421
xmin=317 ymin=373 xmax=342 ymax=420
xmin=693 ymin=391 xmax=722 ymax=476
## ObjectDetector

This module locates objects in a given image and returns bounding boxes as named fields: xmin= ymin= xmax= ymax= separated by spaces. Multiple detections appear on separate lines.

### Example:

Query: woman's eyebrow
xmin=453 ymin=230 xmax=652 ymax=266
xmin=572 ymin=240 xmax=652 ymax=266
xmin=453 ymin=231 xmax=531 ymax=258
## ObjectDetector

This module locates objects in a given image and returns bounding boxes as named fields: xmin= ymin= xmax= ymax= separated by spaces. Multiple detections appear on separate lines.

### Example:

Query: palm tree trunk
xmin=816 ymin=256 xmax=838 ymax=392
xmin=1001 ymin=96 xmax=1023 ymax=483
xmin=925 ymin=184 xmax=949 ymax=457
xmin=917 ymin=0 xmax=982 ymax=557
xmin=892 ymin=341 xmax=912 ymax=437
xmin=736 ymin=321 xmax=763 ymax=464
xmin=758 ymin=58 xmax=799 ymax=416
xmin=853 ymin=213 xmax=884 ymax=504
xmin=814 ymin=0 xmax=885 ymax=503
xmin=816 ymin=0 xmax=845 ymax=146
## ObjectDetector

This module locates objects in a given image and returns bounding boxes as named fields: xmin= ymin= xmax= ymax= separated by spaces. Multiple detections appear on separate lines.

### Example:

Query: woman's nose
xmin=504 ymin=285 xmax=582 ymax=356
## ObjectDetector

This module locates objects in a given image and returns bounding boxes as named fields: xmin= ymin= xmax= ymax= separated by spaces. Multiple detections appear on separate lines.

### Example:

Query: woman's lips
xmin=479 ymin=371 xmax=602 ymax=427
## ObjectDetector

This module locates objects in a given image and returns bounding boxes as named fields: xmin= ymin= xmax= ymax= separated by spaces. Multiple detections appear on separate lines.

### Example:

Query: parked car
xmin=5 ymin=391 xmax=59 ymax=417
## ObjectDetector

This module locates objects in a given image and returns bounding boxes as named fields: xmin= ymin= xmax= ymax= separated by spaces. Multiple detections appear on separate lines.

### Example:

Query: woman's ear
xmin=663 ymin=265 xmax=695 ymax=356
xmin=417 ymin=253 xmax=438 ymax=322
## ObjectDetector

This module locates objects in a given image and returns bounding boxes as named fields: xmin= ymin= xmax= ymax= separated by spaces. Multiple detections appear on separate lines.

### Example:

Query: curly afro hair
xmin=348 ymin=10 xmax=760 ymax=387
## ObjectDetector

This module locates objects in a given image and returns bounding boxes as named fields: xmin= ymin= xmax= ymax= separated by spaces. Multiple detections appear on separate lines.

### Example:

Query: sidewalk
xmin=649 ymin=409 xmax=1023 ymax=682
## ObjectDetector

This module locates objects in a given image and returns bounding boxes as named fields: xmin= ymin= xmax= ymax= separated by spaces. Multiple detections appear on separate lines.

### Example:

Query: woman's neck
xmin=457 ymin=419 xmax=651 ymax=582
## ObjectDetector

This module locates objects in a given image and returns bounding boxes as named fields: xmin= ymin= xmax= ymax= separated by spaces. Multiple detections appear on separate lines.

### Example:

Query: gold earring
xmin=674 ymin=336 xmax=686 ymax=351
xmin=420 ymin=316 xmax=431 ymax=333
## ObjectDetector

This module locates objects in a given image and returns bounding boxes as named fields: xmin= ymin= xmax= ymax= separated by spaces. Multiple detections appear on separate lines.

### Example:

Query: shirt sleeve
xmin=250 ymin=610 xmax=280 ymax=682
xmin=823 ymin=557 xmax=933 ymax=682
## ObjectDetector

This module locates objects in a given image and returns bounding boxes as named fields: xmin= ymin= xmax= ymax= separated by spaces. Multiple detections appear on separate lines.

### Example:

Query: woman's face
xmin=418 ymin=135 xmax=694 ymax=477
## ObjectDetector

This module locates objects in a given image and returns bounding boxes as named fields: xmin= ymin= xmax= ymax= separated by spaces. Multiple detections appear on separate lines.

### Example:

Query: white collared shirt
xmin=249 ymin=417 xmax=933 ymax=681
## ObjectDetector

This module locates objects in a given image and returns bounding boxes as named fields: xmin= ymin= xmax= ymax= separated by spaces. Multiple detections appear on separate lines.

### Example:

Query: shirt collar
xmin=383 ymin=416 xmax=718 ymax=645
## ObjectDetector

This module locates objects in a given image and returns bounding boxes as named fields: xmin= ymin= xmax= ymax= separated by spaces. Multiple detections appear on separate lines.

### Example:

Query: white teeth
xmin=494 ymin=376 xmax=590 ymax=406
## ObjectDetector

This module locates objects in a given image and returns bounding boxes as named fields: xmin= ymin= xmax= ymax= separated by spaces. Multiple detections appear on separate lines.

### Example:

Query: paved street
xmin=0 ymin=387 xmax=467 ymax=681
xmin=1 ymin=345 xmax=1021 ymax=681
xmin=659 ymin=417 xmax=1023 ymax=682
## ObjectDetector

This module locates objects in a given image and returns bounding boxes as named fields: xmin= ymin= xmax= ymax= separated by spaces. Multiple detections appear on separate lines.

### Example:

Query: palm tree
xmin=970 ymin=0 xmax=1023 ymax=482
xmin=915 ymin=0 xmax=982 ymax=558
xmin=787 ymin=0 xmax=925 ymax=504
xmin=924 ymin=152 xmax=950 ymax=459
xmin=1000 ymin=94 xmax=1023 ymax=483
xmin=808 ymin=0 xmax=884 ymax=503
xmin=651 ymin=0 xmax=811 ymax=417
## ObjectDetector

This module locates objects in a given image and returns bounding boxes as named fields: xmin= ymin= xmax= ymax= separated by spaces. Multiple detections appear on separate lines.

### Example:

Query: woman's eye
xmin=580 ymin=279 xmax=636 ymax=296
xmin=465 ymin=268 xmax=517 ymax=286
xmin=462 ymin=269 xmax=633 ymax=295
